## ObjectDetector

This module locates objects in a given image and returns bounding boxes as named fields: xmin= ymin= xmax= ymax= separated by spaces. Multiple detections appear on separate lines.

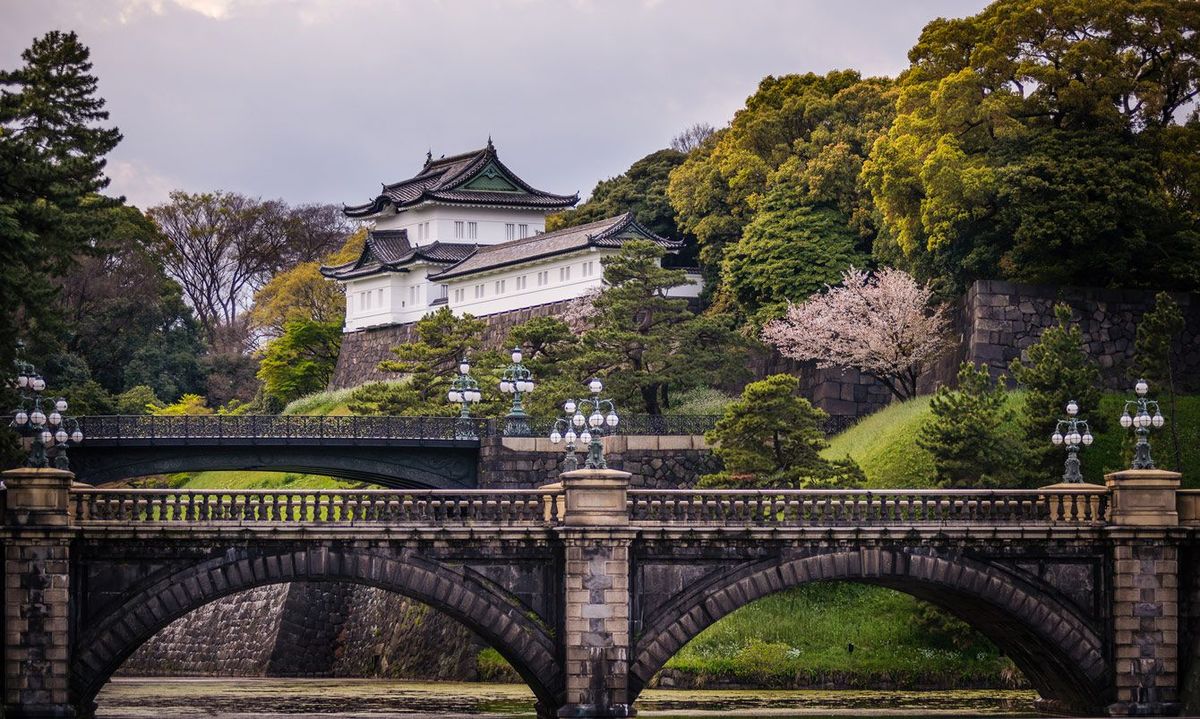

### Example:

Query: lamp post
xmin=446 ymin=355 xmax=483 ymax=439
xmin=1050 ymin=399 xmax=1093 ymax=483
xmin=549 ymin=378 xmax=619 ymax=470
xmin=9 ymin=359 xmax=83 ymax=470
xmin=499 ymin=346 xmax=535 ymax=437
xmin=1119 ymin=378 xmax=1164 ymax=469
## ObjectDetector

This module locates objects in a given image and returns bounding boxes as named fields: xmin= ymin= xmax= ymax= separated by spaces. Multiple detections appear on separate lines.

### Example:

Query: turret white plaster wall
xmin=373 ymin=204 xmax=550 ymax=246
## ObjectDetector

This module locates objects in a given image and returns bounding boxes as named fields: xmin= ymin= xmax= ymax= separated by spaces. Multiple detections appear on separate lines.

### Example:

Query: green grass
xmin=662 ymin=583 xmax=1017 ymax=689
xmin=820 ymin=396 xmax=937 ymax=488
xmin=668 ymin=387 xmax=736 ymax=416
xmin=172 ymin=470 xmax=358 ymax=490
xmin=821 ymin=391 xmax=1200 ymax=487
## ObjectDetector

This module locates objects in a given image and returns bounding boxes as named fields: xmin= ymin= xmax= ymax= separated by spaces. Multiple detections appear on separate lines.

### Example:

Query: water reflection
xmin=97 ymin=678 xmax=1041 ymax=718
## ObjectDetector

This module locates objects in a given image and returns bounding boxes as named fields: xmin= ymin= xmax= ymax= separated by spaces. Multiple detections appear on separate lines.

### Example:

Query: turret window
xmin=454 ymin=221 xmax=464 ymax=239
xmin=505 ymin=223 xmax=516 ymax=241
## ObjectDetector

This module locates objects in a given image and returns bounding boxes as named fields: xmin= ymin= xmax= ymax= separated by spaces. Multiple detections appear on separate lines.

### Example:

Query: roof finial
xmin=487 ymin=135 xmax=494 ymax=150
xmin=425 ymin=148 xmax=432 ymax=164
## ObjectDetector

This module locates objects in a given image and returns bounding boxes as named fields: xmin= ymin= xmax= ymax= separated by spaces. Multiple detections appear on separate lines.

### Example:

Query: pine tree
xmin=699 ymin=374 xmax=863 ymax=489
xmin=1009 ymin=304 xmax=1103 ymax=483
xmin=1134 ymin=293 xmax=1186 ymax=470
xmin=351 ymin=307 xmax=505 ymax=417
xmin=577 ymin=240 xmax=747 ymax=414
xmin=918 ymin=363 xmax=1019 ymax=488
xmin=0 ymin=31 xmax=123 ymax=370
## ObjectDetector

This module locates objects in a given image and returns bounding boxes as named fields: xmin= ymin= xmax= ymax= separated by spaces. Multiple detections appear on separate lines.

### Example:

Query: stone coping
xmin=501 ymin=435 xmax=709 ymax=452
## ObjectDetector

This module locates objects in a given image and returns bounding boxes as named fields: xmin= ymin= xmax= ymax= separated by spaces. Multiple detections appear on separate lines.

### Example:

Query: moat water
xmin=96 ymin=678 xmax=1043 ymax=718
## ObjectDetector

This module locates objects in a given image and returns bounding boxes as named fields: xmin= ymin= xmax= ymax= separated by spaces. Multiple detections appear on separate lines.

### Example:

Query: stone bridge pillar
xmin=2 ymin=467 xmax=76 ymax=718
xmin=1106 ymin=468 xmax=1183 ymax=717
xmin=556 ymin=468 xmax=635 ymax=718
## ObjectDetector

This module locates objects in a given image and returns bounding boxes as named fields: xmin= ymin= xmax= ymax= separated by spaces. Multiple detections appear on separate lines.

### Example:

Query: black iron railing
xmin=76 ymin=414 xmax=726 ymax=441
xmin=78 ymin=415 xmax=491 ymax=442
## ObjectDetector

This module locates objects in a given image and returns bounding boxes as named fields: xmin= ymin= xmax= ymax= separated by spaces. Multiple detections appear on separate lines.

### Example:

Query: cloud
xmin=104 ymin=159 xmax=179 ymax=209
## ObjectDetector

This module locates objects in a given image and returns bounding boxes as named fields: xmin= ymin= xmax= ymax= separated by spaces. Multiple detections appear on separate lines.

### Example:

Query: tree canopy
xmin=863 ymin=0 xmax=1200 ymax=293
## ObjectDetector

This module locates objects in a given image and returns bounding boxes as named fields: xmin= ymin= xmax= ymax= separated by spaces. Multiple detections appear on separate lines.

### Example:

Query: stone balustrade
xmin=627 ymin=487 xmax=1110 ymax=526
xmin=70 ymin=488 xmax=563 ymax=526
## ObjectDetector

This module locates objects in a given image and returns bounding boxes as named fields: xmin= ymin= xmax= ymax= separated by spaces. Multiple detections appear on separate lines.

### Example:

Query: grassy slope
xmin=822 ymin=391 xmax=1200 ymax=487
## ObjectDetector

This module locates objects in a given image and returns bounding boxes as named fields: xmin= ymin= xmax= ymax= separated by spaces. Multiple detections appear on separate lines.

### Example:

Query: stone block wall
xmin=957 ymin=281 xmax=1200 ymax=391
xmin=478 ymin=435 xmax=721 ymax=489
xmin=330 ymin=299 xmax=574 ymax=388
xmin=121 ymin=582 xmax=482 ymax=681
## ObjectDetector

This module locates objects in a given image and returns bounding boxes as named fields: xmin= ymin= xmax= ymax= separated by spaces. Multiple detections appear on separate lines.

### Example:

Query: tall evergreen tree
xmin=1134 ymin=293 xmax=1187 ymax=470
xmin=576 ymin=240 xmax=746 ymax=414
xmin=1009 ymin=304 xmax=1104 ymax=483
xmin=0 ymin=31 xmax=122 ymax=373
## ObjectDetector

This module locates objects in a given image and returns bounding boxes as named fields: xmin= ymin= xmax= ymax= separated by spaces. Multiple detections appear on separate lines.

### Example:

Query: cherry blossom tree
xmin=761 ymin=267 xmax=950 ymax=400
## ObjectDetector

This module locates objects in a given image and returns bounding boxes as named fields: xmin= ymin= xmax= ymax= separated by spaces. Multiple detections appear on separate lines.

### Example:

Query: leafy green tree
xmin=249 ymin=228 xmax=365 ymax=337
xmin=61 ymin=380 xmax=116 ymax=416
xmin=576 ymin=240 xmax=747 ymax=414
xmin=256 ymin=320 xmax=342 ymax=405
xmin=668 ymin=70 xmax=893 ymax=275
xmin=548 ymin=149 xmax=691 ymax=244
xmin=150 ymin=394 xmax=214 ymax=416
xmin=699 ymin=374 xmax=863 ymax=489
xmin=1134 ymin=293 xmax=1187 ymax=470
xmin=1009 ymin=304 xmax=1104 ymax=482
xmin=863 ymin=0 xmax=1200 ymax=294
xmin=115 ymin=385 xmax=161 ymax=415
xmin=722 ymin=183 xmax=867 ymax=324
xmin=919 ymin=363 xmax=1019 ymax=488
xmin=50 ymin=203 xmax=206 ymax=399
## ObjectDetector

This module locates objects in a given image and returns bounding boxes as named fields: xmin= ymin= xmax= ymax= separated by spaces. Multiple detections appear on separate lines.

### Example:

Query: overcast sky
xmin=2 ymin=0 xmax=990 ymax=210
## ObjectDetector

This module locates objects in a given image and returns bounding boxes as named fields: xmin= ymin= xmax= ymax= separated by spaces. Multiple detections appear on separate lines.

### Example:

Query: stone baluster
xmin=557 ymin=468 xmax=635 ymax=718
xmin=1105 ymin=468 xmax=1183 ymax=717
xmin=2 ymin=467 xmax=76 ymax=718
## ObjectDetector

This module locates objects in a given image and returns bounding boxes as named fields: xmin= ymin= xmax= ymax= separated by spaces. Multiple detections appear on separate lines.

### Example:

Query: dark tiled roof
xmin=320 ymin=229 xmax=476 ymax=281
xmin=428 ymin=212 xmax=681 ymax=281
xmin=343 ymin=140 xmax=578 ymax=218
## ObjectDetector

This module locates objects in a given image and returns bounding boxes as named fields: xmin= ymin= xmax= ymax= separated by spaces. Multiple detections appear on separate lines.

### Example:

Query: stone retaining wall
xmin=479 ymin=435 xmax=720 ymax=489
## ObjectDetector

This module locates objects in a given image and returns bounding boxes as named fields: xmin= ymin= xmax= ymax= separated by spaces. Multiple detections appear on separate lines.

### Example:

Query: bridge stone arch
xmin=631 ymin=546 xmax=1109 ymax=714
xmin=71 ymin=546 xmax=564 ymax=716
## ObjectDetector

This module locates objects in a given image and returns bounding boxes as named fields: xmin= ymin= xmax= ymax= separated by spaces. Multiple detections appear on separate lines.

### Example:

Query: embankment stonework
xmin=121 ymin=583 xmax=481 ymax=680
xmin=330 ymin=280 xmax=1199 ymax=420
xmin=330 ymin=299 xmax=574 ymax=388
xmin=479 ymin=435 xmax=720 ymax=489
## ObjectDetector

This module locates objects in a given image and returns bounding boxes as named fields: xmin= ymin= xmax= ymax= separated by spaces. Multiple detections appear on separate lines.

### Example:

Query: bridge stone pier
xmin=1 ymin=464 xmax=1198 ymax=717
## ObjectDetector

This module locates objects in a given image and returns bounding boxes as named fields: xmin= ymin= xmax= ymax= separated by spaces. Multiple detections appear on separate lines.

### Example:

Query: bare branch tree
xmin=148 ymin=191 xmax=349 ymax=353
xmin=761 ymin=267 xmax=951 ymax=400
xmin=670 ymin=122 xmax=716 ymax=153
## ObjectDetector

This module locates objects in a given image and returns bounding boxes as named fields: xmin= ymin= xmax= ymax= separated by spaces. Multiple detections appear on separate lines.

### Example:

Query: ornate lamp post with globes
xmin=9 ymin=359 xmax=83 ymax=469
xmin=499 ymin=346 xmax=535 ymax=437
xmin=1050 ymin=399 xmax=1093 ymax=483
xmin=446 ymin=355 xmax=483 ymax=440
xmin=549 ymin=377 xmax=619 ymax=471
xmin=1119 ymin=378 xmax=1165 ymax=469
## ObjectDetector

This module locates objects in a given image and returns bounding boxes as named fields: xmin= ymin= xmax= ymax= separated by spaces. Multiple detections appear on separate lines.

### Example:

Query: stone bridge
xmin=69 ymin=415 xmax=718 ymax=488
xmin=1 ymin=465 xmax=1195 ymax=718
